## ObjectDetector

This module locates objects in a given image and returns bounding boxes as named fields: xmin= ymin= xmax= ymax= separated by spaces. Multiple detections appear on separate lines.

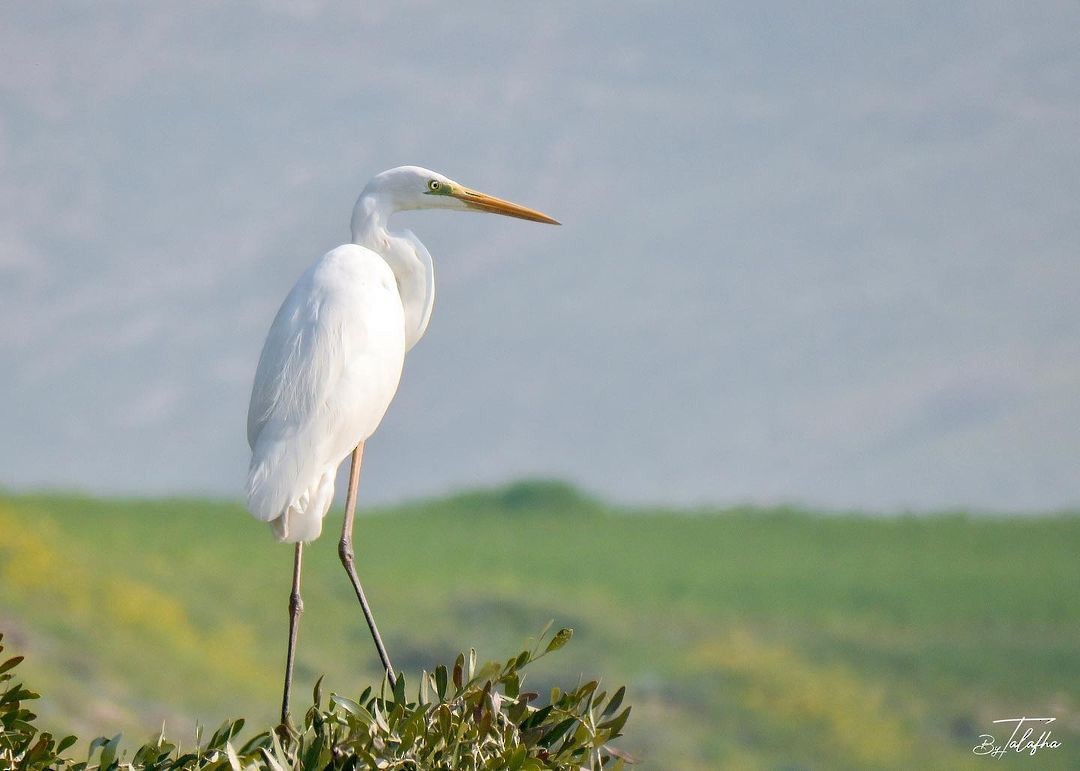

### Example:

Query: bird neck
xmin=350 ymin=192 xmax=391 ymax=246
xmin=350 ymin=194 xmax=435 ymax=351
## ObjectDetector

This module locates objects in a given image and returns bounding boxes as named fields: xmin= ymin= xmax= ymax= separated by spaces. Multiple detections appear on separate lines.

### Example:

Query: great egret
xmin=245 ymin=165 xmax=558 ymax=726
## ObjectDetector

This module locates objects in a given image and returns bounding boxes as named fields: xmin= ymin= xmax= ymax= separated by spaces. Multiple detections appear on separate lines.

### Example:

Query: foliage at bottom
xmin=0 ymin=627 xmax=631 ymax=770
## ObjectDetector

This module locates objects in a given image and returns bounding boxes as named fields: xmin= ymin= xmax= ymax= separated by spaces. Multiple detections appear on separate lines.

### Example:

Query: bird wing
xmin=246 ymin=244 xmax=406 ymax=528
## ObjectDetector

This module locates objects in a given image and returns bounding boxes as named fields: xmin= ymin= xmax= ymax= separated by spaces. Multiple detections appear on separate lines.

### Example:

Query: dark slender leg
xmin=280 ymin=542 xmax=304 ymax=727
xmin=338 ymin=443 xmax=397 ymax=686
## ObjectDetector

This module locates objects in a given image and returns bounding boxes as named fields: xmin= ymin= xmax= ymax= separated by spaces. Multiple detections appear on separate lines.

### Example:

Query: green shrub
xmin=0 ymin=627 xmax=631 ymax=770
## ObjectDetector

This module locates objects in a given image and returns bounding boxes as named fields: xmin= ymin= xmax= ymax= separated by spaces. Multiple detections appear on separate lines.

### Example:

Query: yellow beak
xmin=452 ymin=187 xmax=561 ymax=225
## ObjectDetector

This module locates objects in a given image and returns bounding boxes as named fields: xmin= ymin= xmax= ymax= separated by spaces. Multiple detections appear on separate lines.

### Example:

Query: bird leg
xmin=280 ymin=541 xmax=304 ymax=729
xmin=338 ymin=442 xmax=397 ymax=686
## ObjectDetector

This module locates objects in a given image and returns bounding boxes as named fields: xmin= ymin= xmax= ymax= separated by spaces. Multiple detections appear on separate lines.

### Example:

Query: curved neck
xmin=349 ymin=193 xmax=435 ymax=351
xmin=350 ymin=192 xmax=391 ymax=248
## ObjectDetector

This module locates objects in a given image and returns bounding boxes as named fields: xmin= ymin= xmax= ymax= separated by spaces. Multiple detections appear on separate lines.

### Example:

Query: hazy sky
xmin=2 ymin=2 xmax=1078 ymax=511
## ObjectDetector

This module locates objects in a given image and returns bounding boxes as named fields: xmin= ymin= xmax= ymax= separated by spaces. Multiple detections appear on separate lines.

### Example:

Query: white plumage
xmin=246 ymin=244 xmax=406 ymax=542
xmin=244 ymin=165 xmax=558 ymax=543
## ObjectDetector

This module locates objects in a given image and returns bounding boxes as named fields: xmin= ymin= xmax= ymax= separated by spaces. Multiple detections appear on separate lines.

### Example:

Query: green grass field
xmin=1 ymin=482 xmax=1078 ymax=769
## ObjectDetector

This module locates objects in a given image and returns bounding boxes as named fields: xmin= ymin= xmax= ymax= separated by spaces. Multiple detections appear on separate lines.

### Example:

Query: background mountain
xmin=2 ymin=3 xmax=1080 ymax=511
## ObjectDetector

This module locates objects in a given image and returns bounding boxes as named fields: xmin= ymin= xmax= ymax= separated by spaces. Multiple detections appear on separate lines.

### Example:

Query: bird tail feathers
xmin=247 ymin=439 xmax=335 ymax=543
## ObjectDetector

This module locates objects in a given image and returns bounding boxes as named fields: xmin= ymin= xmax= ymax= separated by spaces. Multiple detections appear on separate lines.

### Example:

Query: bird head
xmin=363 ymin=165 xmax=560 ymax=225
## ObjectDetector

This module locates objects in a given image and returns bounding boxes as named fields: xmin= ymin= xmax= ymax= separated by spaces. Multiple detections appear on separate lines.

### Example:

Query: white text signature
xmin=973 ymin=717 xmax=1061 ymax=758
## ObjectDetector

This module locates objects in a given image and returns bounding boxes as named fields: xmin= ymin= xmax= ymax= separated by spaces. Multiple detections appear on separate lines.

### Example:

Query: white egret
xmin=245 ymin=165 xmax=559 ymax=726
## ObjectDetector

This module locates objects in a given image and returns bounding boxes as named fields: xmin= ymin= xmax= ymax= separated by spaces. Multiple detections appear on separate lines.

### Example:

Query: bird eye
xmin=428 ymin=180 xmax=440 ymax=191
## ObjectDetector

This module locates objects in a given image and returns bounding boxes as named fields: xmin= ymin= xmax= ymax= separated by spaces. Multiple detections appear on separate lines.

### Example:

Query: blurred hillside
xmin=0 ymin=482 xmax=1077 ymax=768
xmin=5 ymin=4 xmax=1080 ymax=513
